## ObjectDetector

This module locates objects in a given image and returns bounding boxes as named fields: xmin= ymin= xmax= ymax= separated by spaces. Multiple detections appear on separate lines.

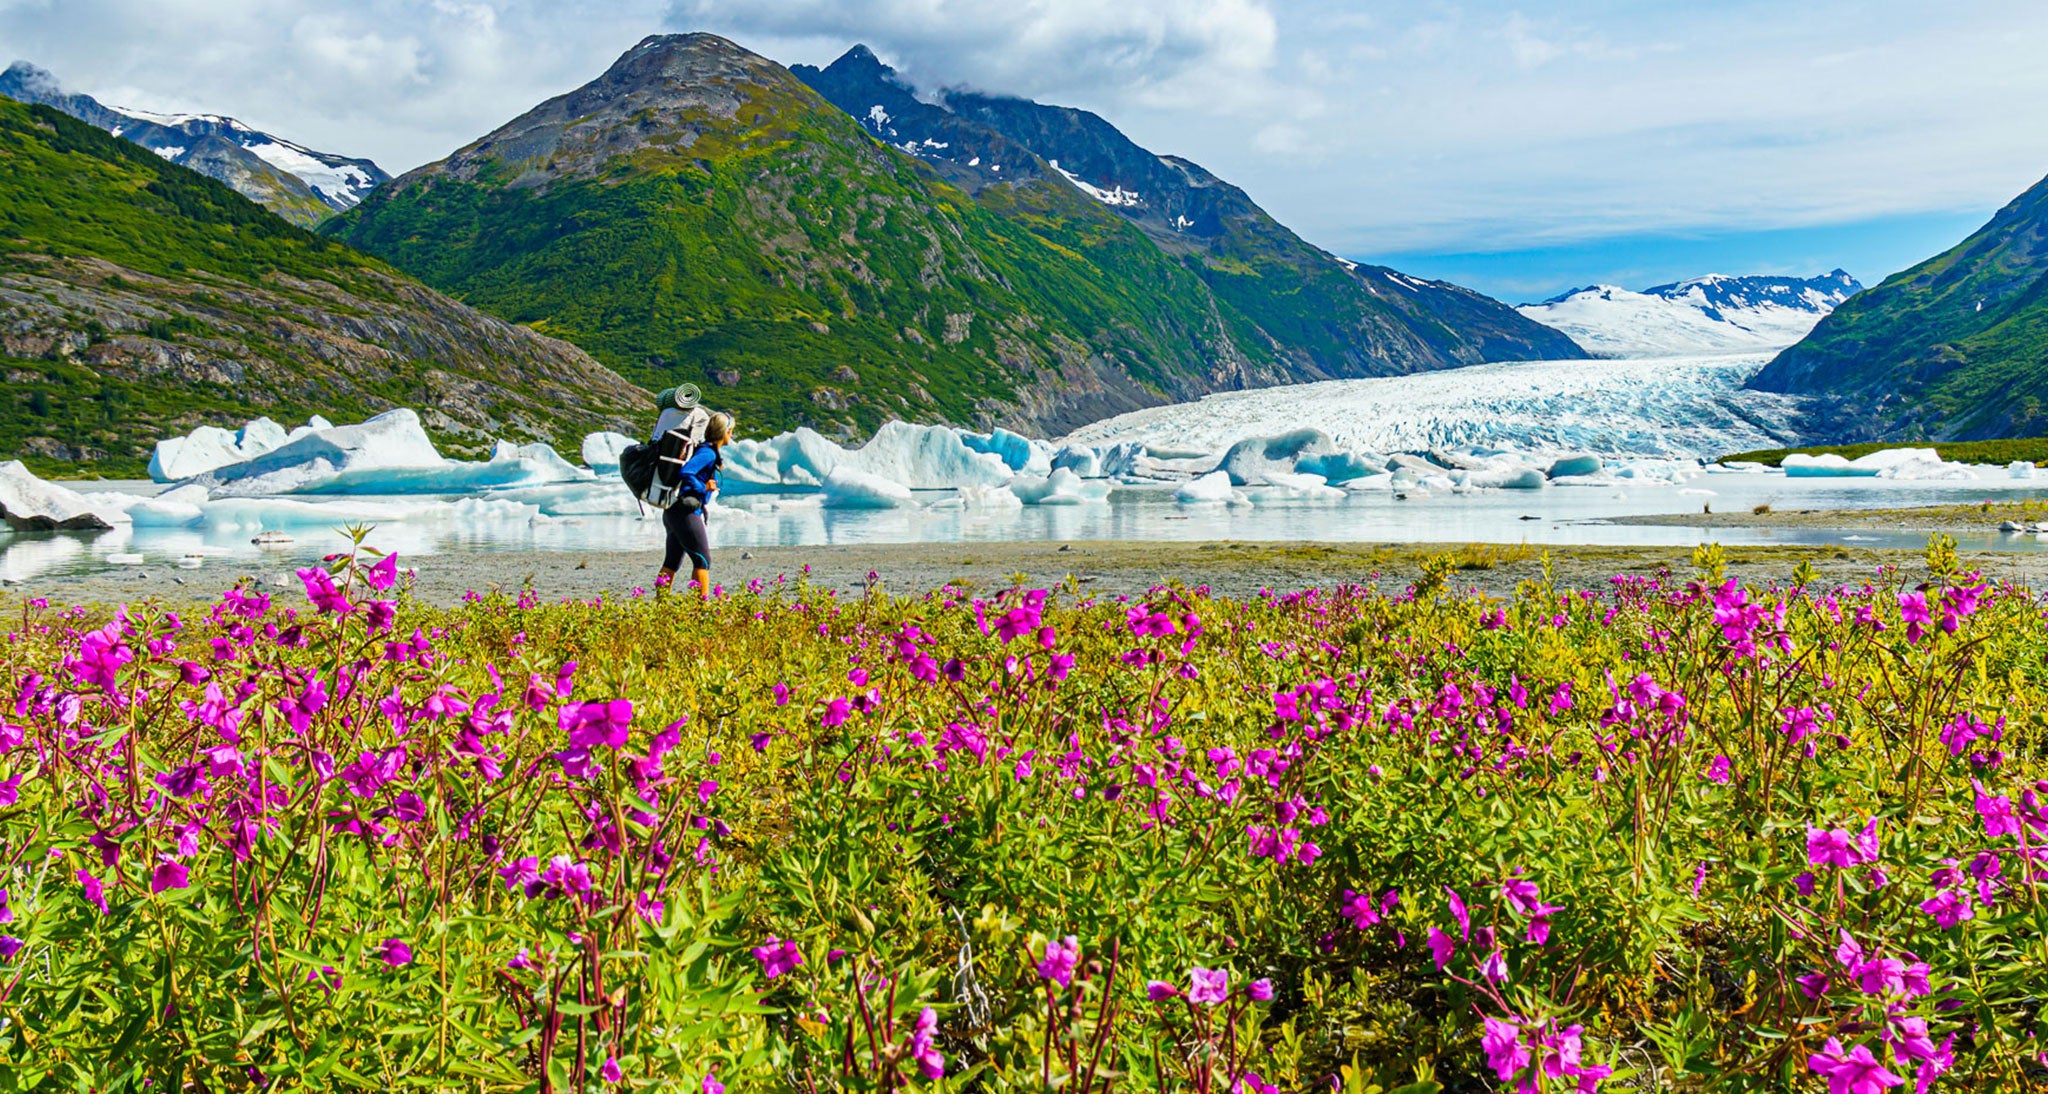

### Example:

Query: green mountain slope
xmin=1750 ymin=173 xmax=2048 ymax=439
xmin=331 ymin=34 xmax=1580 ymax=439
xmin=327 ymin=33 xmax=1276 ymax=437
xmin=0 ymin=97 xmax=647 ymax=477
xmin=792 ymin=47 xmax=1583 ymax=379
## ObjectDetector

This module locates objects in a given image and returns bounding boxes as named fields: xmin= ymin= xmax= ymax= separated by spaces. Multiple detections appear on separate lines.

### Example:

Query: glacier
xmin=1063 ymin=354 xmax=1807 ymax=463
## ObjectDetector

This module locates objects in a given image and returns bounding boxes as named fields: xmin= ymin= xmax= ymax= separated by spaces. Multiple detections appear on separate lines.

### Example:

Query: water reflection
xmin=5 ymin=471 xmax=2048 ymax=583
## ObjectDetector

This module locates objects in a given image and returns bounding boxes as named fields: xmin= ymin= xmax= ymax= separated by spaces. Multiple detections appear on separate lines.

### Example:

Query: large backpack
xmin=620 ymin=406 xmax=712 ymax=510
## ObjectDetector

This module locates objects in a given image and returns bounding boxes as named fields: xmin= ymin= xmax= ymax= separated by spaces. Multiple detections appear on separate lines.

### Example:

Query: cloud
xmin=3 ymin=0 xmax=2047 ymax=288
xmin=670 ymin=0 xmax=1284 ymax=113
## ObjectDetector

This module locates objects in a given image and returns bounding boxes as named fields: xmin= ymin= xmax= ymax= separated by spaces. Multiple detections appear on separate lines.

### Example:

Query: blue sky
xmin=4 ymin=0 xmax=2045 ymax=301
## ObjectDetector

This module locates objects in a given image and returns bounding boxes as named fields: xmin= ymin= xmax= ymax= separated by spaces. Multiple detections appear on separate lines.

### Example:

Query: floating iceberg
xmin=1217 ymin=429 xmax=1382 ymax=485
xmin=193 ymin=410 xmax=588 ymax=496
xmin=962 ymin=428 xmax=1054 ymax=476
xmin=723 ymin=421 xmax=1013 ymax=493
xmin=820 ymin=467 xmax=917 ymax=509
xmin=1782 ymin=449 xmax=1974 ymax=480
xmin=581 ymin=432 xmax=635 ymax=474
xmin=1245 ymin=471 xmax=1346 ymax=502
xmin=1050 ymin=445 xmax=1102 ymax=479
xmin=2011 ymin=460 xmax=2039 ymax=480
xmin=1007 ymin=469 xmax=1110 ymax=506
xmin=1783 ymin=453 xmax=1879 ymax=478
xmin=935 ymin=484 xmax=1024 ymax=511
xmin=1546 ymin=455 xmax=1603 ymax=479
xmin=150 ymin=416 xmax=326 ymax=482
xmin=1175 ymin=470 xmax=1244 ymax=505
xmin=0 ymin=461 xmax=119 ymax=530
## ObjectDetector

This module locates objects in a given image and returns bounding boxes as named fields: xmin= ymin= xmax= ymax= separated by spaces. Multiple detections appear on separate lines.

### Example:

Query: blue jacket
xmin=676 ymin=445 xmax=720 ymax=498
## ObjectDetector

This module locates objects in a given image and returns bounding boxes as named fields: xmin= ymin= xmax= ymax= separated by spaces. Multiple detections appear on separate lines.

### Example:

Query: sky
xmin=3 ymin=0 xmax=2045 ymax=301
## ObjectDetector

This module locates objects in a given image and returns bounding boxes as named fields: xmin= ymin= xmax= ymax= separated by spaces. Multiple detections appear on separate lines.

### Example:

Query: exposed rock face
xmin=1 ymin=254 xmax=649 ymax=460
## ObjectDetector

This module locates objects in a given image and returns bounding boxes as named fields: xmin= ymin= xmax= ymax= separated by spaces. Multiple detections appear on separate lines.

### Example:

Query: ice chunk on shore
xmin=582 ymin=432 xmax=635 ymax=474
xmin=0 ymin=461 xmax=119 ymax=530
xmin=821 ymin=467 xmax=918 ymax=509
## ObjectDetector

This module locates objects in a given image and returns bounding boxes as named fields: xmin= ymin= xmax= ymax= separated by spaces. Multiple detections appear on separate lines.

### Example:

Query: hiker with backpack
xmin=618 ymin=385 xmax=733 ymax=599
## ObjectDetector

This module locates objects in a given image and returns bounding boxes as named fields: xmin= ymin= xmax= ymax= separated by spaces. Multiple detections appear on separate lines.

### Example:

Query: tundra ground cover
xmin=0 ymin=537 xmax=2044 ymax=1091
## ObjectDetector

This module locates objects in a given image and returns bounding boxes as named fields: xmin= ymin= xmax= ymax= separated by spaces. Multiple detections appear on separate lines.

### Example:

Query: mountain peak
xmin=2 ymin=60 xmax=60 ymax=96
xmin=0 ymin=59 xmax=386 ymax=223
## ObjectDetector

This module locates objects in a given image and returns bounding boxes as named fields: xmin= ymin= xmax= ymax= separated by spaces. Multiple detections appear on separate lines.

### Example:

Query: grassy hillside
xmin=0 ymin=98 xmax=646 ymax=477
xmin=328 ymin=36 xmax=1264 ymax=438
xmin=1750 ymin=172 xmax=2048 ymax=439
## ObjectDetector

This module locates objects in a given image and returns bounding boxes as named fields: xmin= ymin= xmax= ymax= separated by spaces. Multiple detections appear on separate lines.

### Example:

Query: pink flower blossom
xmin=1036 ymin=935 xmax=1080 ymax=986
xmin=753 ymin=936 xmax=803 ymax=979
xmin=1187 ymin=966 xmax=1228 ymax=1005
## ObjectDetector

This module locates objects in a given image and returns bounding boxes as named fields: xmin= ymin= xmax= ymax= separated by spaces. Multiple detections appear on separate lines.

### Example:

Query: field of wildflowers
xmin=0 ymin=534 xmax=2043 ymax=1092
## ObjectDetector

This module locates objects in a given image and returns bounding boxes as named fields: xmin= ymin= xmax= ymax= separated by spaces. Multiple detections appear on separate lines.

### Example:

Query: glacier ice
xmin=1517 ymin=287 xmax=1836 ymax=359
xmin=149 ymin=416 xmax=308 ymax=482
xmin=723 ymin=422 xmax=1013 ymax=493
xmin=820 ymin=467 xmax=918 ymax=509
xmin=582 ymin=432 xmax=635 ymax=474
xmin=962 ymin=428 xmax=1054 ymax=476
xmin=194 ymin=410 xmax=588 ymax=496
xmin=1006 ymin=469 xmax=1109 ymax=506
xmin=1175 ymin=471 xmax=1244 ymax=505
xmin=1780 ymin=449 xmax=1976 ymax=480
xmin=0 ymin=461 xmax=119 ymax=530
xmin=1245 ymin=472 xmax=1346 ymax=502
xmin=1218 ymin=429 xmax=1382 ymax=486
xmin=1063 ymin=354 xmax=1807 ymax=462
xmin=1050 ymin=445 xmax=1102 ymax=479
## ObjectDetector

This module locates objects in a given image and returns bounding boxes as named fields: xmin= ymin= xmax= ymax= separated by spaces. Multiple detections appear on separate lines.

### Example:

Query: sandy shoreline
xmin=1604 ymin=499 xmax=2048 ymax=532
xmin=8 ymin=535 xmax=2047 ymax=608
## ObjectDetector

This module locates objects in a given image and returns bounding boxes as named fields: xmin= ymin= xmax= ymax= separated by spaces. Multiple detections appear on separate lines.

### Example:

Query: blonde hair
xmin=705 ymin=412 xmax=734 ymax=446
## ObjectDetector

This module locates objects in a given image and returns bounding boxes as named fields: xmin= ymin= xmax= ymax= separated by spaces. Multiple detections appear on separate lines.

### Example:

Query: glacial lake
xmin=4 ymin=470 xmax=2047 ymax=585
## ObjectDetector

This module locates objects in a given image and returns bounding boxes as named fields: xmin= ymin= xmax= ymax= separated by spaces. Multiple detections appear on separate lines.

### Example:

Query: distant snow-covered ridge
xmin=1519 ymin=270 xmax=1862 ymax=358
xmin=0 ymin=60 xmax=388 ymax=219
xmin=1063 ymin=354 xmax=1808 ymax=461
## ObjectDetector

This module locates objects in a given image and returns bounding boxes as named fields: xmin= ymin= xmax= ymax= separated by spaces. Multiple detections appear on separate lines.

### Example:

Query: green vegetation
xmin=1721 ymin=436 xmax=2048 ymax=467
xmin=0 ymin=99 xmax=644 ymax=477
xmin=1752 ymin=172 xmax=2048 ymax=439
xmin=0 ymin=100 xmax=376 ymax=284
xmin=328 ymin=77 xmax=1241 ymax=437
xmin=2 ymin=541 xmax=2045 ymax=1088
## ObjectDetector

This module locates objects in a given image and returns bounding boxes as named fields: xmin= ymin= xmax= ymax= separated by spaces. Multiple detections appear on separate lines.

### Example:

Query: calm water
xmin=4 ymin=470 xmax=2047 ymax=584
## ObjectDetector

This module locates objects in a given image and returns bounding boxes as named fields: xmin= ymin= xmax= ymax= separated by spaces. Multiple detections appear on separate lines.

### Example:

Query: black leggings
xmin=661 ymin=502 xmax=710 ymax=573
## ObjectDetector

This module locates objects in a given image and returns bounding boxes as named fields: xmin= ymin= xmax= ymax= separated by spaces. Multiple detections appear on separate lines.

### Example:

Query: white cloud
xmin=670 ymin=0 xmax=1284 ymax=113
xmin=2 ymin=0 xmax=2046 ymax=273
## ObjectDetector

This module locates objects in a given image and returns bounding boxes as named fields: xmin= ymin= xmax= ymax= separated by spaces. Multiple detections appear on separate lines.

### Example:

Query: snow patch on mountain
xmin=1520 ymin=271 xmax=1863 ymax=358
xmin=1063 ymin=354 xmax=1807 ymax=460
xmin=1048 ymin=158 xmax=1141 ymax=207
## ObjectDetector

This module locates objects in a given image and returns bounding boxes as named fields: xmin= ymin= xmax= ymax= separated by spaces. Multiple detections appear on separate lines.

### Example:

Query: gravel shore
xmin=10 ymin=536 xmax=2048 ymax=608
